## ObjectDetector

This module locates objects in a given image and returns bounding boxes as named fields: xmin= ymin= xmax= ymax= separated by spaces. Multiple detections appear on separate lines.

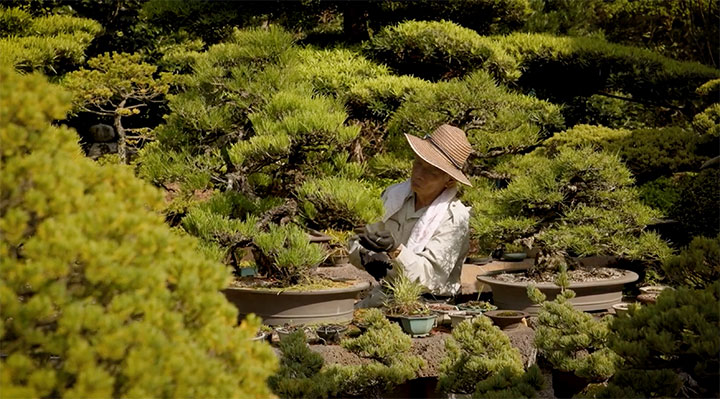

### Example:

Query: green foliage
xmin=528 ymin=275 xmax=619 ymax=381
xmin=637 ymin=176 xmax=681 ymax=215
xmin=269 ymin=309 xmax=424 ymax=398
xmin=497 ymin=32 xmax=720 ymax=113
xmin=345 ymin=75 xmax=432 ymax=121
xmin=370 ymin=0 xmax=532 ymax=36
xmin=364 ymin=20 xmax=519 ymax=81
xmin=0 ymin=65 xmax=277 ymax=397
xmin=251 ymin=223 xmax=325 ymax=286
xmin=470 ymin=146 xmax=671 ymax=263
xmin=601 ymin=283 xmax=720 ymax=398
xmin=670 ymin=169 xmax=720 ymax=238
xmin=693 ymin=103 xmax=720 ymax=137
xmin=571 ymin=91 xmax=682 ymax=130
xmin=474 ymin=364 xmax=545 ymax=398
xmin=0 ymin=8 xmax=101 ymax=74
xmin=63 ymin=52 xmax=170 ymax=162
xmin=297 ymin=176 xmax=384 ymax=231
xmin=545 ymin=124 xmax=707 ymax=181
xmin=438 ymin=316 xmax=525 ymax=394
xmin=382 ymin=270 xmax=429 ymax=316
xmin=389 ymin=69 xmax=564 ymax=162
xmin=296 ymin=47 xmax=389 ymax=96
xmin=662 ymin=235 xmax=720 ymax=289
xmin=524 ymin=0 xmax=607 ymax=36
xmin=601 ymin=0 xmax=719 ymax=68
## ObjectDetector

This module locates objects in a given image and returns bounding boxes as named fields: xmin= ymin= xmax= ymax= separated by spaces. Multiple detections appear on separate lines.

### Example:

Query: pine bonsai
xmin=596 ymin=282 xmax=720 ymax=398
xmin=662 ymin=235 xmax=720 ymax=289
xmin=527 ymin=268 xmax=619 ymax=382
xmin=269 ymin=309 xmax=424 ymax=398
xmin=0 ymin=66 xmax=277 ymax=397
xmin=438 ymin=316 xmax=543 ymax=396
xmin=382 ymin=270 xmax=430 ymax=316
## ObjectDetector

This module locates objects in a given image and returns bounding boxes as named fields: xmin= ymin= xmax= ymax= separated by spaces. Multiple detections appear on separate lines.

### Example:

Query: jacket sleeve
xmin=389 ymin=205 xmax=469 ymax=294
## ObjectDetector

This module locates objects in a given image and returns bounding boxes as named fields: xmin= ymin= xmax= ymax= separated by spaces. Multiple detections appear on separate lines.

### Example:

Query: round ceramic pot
xmin=223 ymin=281 xmax=370 ymax=326
xmin=484 ymin=310 xmax=529 ymax=330
xmin=477 ymin=270 xmax=639 ymax=314
xmin=398 ymin=314 xmax=436 ymax=337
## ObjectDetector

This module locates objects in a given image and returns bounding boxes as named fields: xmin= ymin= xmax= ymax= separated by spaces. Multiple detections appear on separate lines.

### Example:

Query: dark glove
xmin=359 ymin=229 xmax=397 ymax=253
xmin=363 ymin=252 xmax=393 ymax=281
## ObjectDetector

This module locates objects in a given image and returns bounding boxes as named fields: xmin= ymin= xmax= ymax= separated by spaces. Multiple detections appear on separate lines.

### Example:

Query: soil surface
xmin=495 ymin=267 xmax=626 ymax=283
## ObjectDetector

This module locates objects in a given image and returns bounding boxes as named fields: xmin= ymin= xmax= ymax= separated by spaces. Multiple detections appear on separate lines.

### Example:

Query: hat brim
xmin=405 ymin=134 xmax=472 ymax=187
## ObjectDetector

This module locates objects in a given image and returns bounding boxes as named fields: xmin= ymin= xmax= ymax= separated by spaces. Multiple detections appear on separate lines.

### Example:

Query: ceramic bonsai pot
xmin=501 ymin=252 xmax=527 ymax=262
xmin=612 ymin=303 xmax=630 ymax=317
xmin=484 ymin=310 xmax=529 ymax=330
xmin=223 ymin=280 xmax=370 ymax=326
xmin=238 ymin=267 xmax=257 ymax=277
xmin=397 ymin=314 xmax=436 ymax=337
xmin=316 ymin=324 xmax=348 ymax=344
xmin=448 ymin=311 xmax=476 ymax=328
xmin=477 ymin=270 xmax=639 ymax=315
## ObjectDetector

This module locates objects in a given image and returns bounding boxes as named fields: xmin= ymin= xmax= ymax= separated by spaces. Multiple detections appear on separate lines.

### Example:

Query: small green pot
xmin=238 ymin=267 xmax=257 ymax=277
xmin=398 ymin=315 xmax=436 ymax=337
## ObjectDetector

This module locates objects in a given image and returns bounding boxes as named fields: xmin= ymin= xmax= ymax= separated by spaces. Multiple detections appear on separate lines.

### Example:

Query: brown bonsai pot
xmin=477 ymin=270 xmax=639 ymax=315
xmin=223 ymin=281 xmax=370 ymax=326
xmin=484 ymin=310 xmax=529 ymax=330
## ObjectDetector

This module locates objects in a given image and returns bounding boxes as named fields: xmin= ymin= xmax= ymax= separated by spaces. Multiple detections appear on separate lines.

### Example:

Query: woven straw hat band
xmin=426 ymin=124 xmax=471 ymax=169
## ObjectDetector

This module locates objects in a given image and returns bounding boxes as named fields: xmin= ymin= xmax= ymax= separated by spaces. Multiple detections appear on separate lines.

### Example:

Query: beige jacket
xmin=349 ymin=189 xmax=470 ymax=296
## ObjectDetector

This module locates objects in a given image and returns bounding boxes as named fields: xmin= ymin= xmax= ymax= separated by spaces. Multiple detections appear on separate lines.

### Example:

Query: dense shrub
xmin=669 ymin=169 xmax=720 ymax=238
xmin=0 ymin=65 xmax=276 ymax=397
xmin=296 ymin=47 xmax=389 ymax=96
xmin=545 ymin=125 xmax=707 ymax=181
xmin=469 ymin=146 xmax=671 ymax=266
xmin=0 ymin=7 xmax=101 ymax=74
xmin=693 ymin=103 xmax=720 ymax=137
xmin=569 ymin=91 xmax=684 ymax=130
xmin=599 ymin=283 xmax=720 ymax=398
xmin=368 ymin=0 xmax=532 ymax=36
xmin=388 ymin=69 xmax=564 ymax=171
xmin=637 ymin=176 xmax=681 ymax=215
xmin=662 ymin=235 xmax=720 ymax=289
xmin=364 ymin=20 xmax=519 ymax=81
xmin=297 ymin=176 xmax=384 ymax=231
xmin=497 ymin=33 xmax=720 ymax=115
xmin=345 ymin=75 xmax=431 ymax=121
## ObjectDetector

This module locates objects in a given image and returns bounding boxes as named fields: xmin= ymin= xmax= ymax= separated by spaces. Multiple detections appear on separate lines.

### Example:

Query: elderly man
xmin=349 ymin=124 xmax=472 ymax=307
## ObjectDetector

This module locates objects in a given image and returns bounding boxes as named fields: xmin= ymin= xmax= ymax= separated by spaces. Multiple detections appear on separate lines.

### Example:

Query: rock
xmin=505 ymin=325 xmax=537 ymax=368
xmin=87 ymin=142 xmax=118 ymax=159
xmin=89 ymin=124 xmax=116 ymax=142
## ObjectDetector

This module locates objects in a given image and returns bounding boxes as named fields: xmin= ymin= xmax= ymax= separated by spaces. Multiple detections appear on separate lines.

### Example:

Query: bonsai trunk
xmin=114 ymin=99 xmax=127 ymax=164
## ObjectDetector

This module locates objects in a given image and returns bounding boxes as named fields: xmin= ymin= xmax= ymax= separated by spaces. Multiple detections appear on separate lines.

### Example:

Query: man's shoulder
xmin=447 ymin=198 xmax=470 ymax=225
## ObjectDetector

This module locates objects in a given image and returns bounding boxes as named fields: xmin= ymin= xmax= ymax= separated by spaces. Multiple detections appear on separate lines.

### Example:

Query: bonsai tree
xmin=63 ymin=52 xmax=170 ymax=163
xmin=269 ymin=309 xmax=424 ymax=398
xmin=0 ymin=7 xmax=101 ymax=75
xmin=662 ymin=235 xmax=720 ymax=289
xmin=527 ymin=268 xmax=619 ymax=385
xmin=136 ymin=27 xmax=383 ymax=287
xmin=382 ymin=270 xmax=430 ymax=316
xmin=596 ymin=282 xmax=720 ymax=398
xmin=469 ymin=145 xmax=671 ymax=278
xmin=0 ymin=66 xmax=277 ymax=397
xmin=438 ymin=316 xmax=544 ymax=396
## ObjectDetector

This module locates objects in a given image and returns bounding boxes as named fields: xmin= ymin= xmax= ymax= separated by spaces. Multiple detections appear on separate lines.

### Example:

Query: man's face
xmin=410 ymin=157 xmax=452 ymax=197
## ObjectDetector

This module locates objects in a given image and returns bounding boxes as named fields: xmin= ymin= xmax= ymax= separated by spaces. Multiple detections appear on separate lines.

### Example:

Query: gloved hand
xmin=363 ymin=252 xmax=393 ymax=281
xmin=359 ymin=229 xmax=397 ymax=253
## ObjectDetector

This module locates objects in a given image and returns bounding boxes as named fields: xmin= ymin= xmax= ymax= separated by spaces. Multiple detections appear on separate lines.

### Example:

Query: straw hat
xmin=405 ymin=124 xmax=473 ymax=186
